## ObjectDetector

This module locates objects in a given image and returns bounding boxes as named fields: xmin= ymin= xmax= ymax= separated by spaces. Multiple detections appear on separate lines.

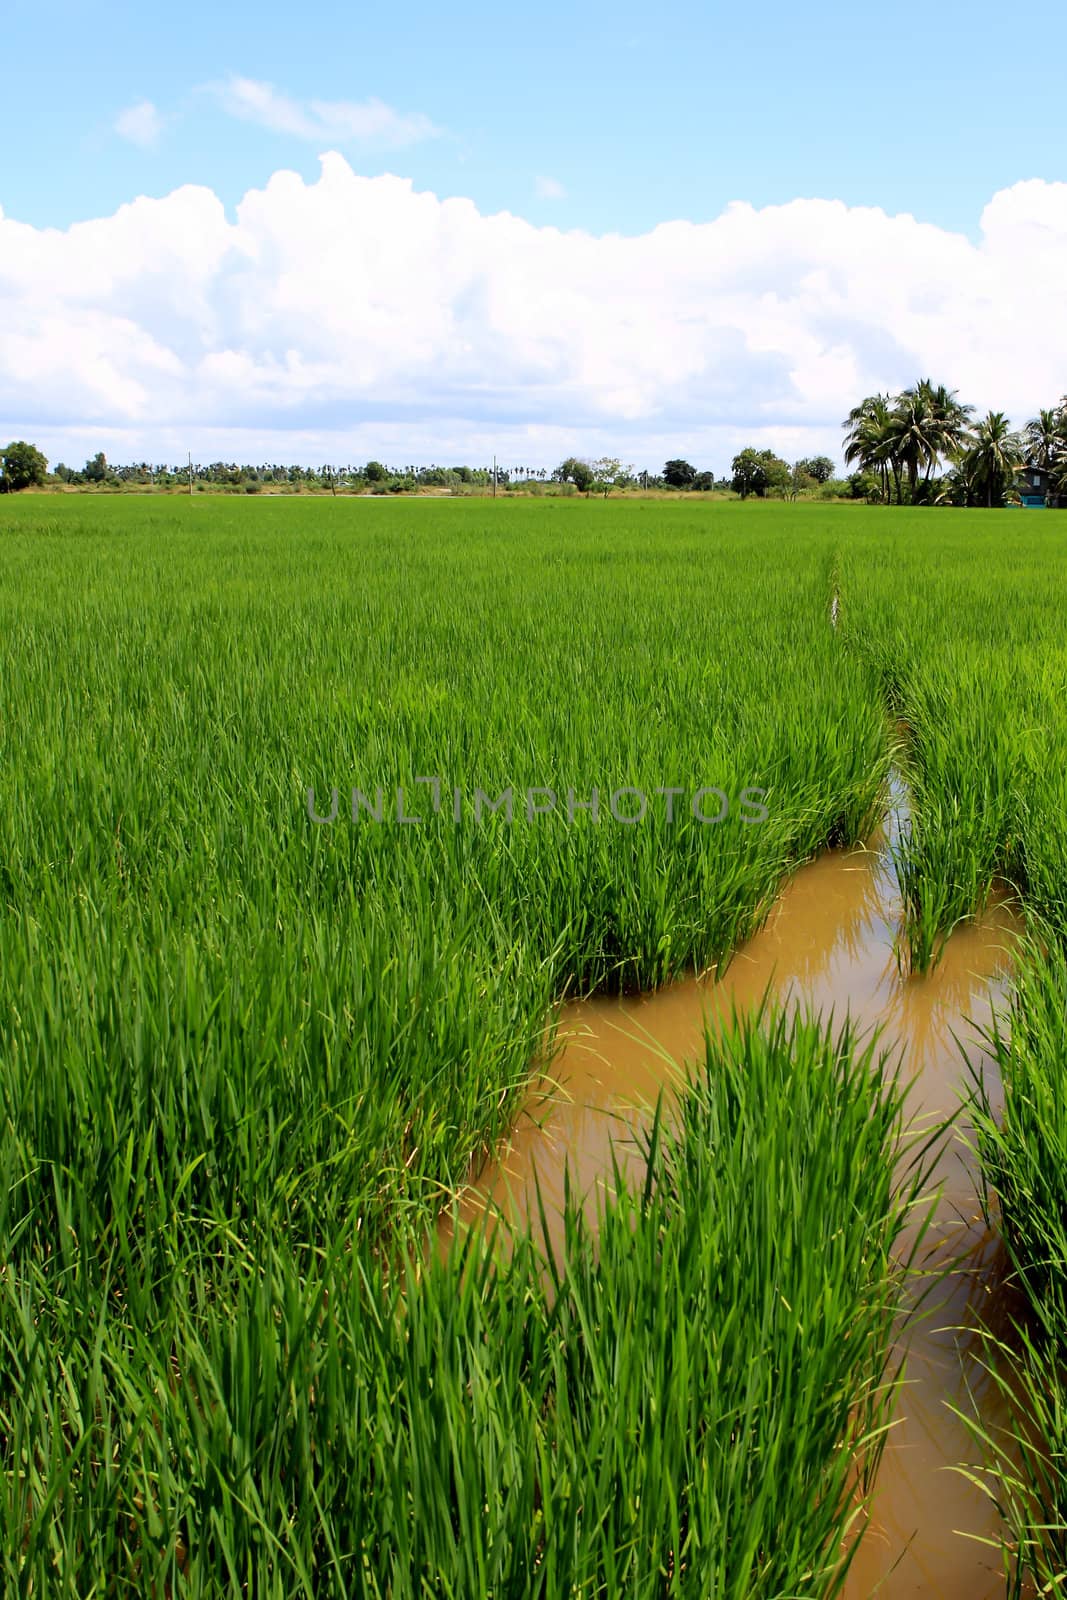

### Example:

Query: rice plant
xmin=0 ymin=1002 xmax=921 ymax=1598
xmin=836 ymin=507 xmax=1067 ymax=1586
xmin=966 ymin=943 xmax=1067 ymax=1594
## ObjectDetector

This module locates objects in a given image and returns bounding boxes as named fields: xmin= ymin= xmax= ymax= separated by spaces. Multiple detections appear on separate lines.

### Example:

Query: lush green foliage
xmin=0 ymin=438 xmax=48 ymax=492
xmin=730 ymin=446 xmax=792 ymax=499
xmin=797 ymin=455 xmax=836 ymax=484
xmin=662 ymin=457 xmax=697 ymax=488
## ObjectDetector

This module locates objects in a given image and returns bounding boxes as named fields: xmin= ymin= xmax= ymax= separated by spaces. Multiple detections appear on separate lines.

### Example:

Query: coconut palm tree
xmin=1051 ymin=419 xmax=1067 ymax=505
xmin=960 ymin=412 xmax=1025 ymax=508
xmin=925 ymin=382 xmax=975 ymax=479
xmin=890 ymin=380 xmax=975 ymax=502
xmin=842 ymin=394 xmax=898 ymax=503
xmin=1024 ymin=408 xmax=1062 ymax=472
xmin=889 ymin=382 xmax=938 ymax=501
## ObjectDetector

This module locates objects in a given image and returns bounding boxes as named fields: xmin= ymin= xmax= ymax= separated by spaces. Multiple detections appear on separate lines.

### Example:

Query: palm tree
xmin=842 ymin=394 xmax=898 ymax=503
xmin=925 ymin=382 xmax=975 ymax=481
xmin=960 ymin=412 xmax=1025 ymax=508
xmin=1024 ymin=408 xmax=1062 ymax=471
xmin=890 ymin=379 xmax=974 ymax=502
xmin=889 ymin=382 xmax=937 ymax=501
xmin=1051 ymin=414 xmax=1067 ymax=504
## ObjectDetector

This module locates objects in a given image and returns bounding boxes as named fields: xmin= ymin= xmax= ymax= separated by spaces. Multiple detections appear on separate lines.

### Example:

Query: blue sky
xmin=7 ymin=0 xmax=1065 ymax=239
xmin=2 ymin=0 xmax=1066 ymax=470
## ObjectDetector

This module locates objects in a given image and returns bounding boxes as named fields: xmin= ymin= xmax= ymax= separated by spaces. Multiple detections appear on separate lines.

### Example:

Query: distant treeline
xmin=1 ymin=445 xmax=858 ymax=499
xmin=8 ymin=387 xmax=1066 ymax=504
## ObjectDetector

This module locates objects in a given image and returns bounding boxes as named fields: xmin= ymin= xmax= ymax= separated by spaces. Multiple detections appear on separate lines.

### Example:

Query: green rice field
xmin=2 ymin=494 xmax=1067 ymax=1594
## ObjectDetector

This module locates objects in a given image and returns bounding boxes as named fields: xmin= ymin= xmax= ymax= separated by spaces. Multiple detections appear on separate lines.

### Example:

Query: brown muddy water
xmin=449 ymin=783 xmax=1026 ymax=1597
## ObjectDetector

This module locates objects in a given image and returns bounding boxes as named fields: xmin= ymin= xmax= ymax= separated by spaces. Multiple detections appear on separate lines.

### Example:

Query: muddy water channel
xmin=455 ymin=786 xmax=1025 ymax=1596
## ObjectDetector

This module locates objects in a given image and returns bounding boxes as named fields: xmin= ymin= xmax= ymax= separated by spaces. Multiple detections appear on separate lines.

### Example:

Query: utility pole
xmin=188 ymin=452 xmax=193 ymax=497
xmin=492 ymin=454 xmax=497 ymax=498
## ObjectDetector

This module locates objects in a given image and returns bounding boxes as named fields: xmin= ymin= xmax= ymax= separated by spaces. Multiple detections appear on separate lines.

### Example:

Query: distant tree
xmin=364 ymin=460 xmax=389 ymax=483
xmin=663 ymin=458 xmax=697 ymax=489
xmin=959 ymin=411 xmax=1025 ymax=508
xmin=691 ymin=470 xmax=716 ymax=491
xmin=847 ymin=470 xmax=879 ymax=501
xmin=761 ymin=453 xmax=792 ymax=495
xmin=556 ymin=456 xmax=595 ymax=492
xmin=731 ymin=448 xmax=791 ymax=500
xmin=796 ymin=455 xmax=835 ymax=483
xmin=731 ymin=448 xmax=765 ymax=500
xmin=789 ymin=464 xmax=817 ymax=500
xmin=591 ymin=457 xmax=627 ymax=495
xmin=842 ymin=384 xmax=972 ymax=506
xmin=1024 ymin=408 xmax=1063 ymax=472
xmin=893 ymin=380 xmax=974 ymax=502
xmin=84 ymin=451 xmax=109 ymax=483
xmin=842 ymin=395 xmax=897 ymax=504
xmin=0 ymin=440 xmax=48 ymax=492
xmin=1052 ymin=402 xmax=1067 ymax=503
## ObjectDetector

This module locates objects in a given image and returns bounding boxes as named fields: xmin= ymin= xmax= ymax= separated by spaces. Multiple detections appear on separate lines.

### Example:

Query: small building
xmin=1016 ymin=464 xmax=1060 ymax=508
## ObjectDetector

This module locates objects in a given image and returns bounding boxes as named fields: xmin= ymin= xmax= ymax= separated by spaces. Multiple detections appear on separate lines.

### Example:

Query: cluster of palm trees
xmin=842 ymin=381 xmax=1067 ymax=507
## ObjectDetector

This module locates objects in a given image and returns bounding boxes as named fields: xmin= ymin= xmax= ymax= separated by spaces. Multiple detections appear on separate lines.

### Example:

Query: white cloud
xmin=2 ymin=157 xmax=1067 ymax=469
xmin=535 ymin=176 xmax=566 ymax=200
xmin=212 ymin=76 xmax=439 ymax=149
xmin=114 ymin=100 xmax=164 ymax=148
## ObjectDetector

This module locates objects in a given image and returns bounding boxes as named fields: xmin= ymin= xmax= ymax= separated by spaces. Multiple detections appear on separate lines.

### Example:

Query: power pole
xmin=492 ymin=454 xmax=497 ymax=498
xmin=188 ymin=452 xmax=193 ymax=497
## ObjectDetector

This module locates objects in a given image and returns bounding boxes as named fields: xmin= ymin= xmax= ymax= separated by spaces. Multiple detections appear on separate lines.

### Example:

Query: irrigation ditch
xmin=443 ymin=594 xmax=1035 ymax=1594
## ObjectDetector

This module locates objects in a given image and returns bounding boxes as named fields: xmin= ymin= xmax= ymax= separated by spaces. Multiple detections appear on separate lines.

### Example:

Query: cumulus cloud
xmin=212 ymin=76 xmax=439 ymax=149
xmin=535 ymin=176 xmax=566 ymax=200
xmin=114 ymin=100 xmax=164 ymax=148
xmin=2 ymin=157 xmax=1067 ymax=467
